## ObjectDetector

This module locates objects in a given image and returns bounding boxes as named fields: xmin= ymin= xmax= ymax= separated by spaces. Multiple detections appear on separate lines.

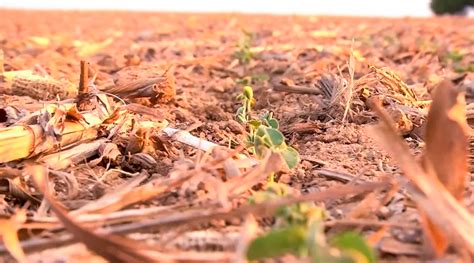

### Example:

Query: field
xmin=0 ymin=9 xmax=473 ymax=262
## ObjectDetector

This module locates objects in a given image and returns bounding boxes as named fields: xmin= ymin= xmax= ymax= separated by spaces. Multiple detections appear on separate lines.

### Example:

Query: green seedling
xmin=233 ymin=31 xmax=254 ymax=65
xmin=468 ymin=63 xmax=474 ymax=72
xmin=445 ymin=50 xmax=464 ymax=63
xmin=442 ymin=50 xmax=474 ymax=73
xmin=454 ymin=63 xmax=474 ymax=73
xmin=236 ymin=74 xmax=270 ymax=86
xmin=247 ymin=182 xmax=376 ymax=263
xmin=236 ymin=86 xmax=299 ymax=169
xmin=249 ymin=182 xmax=325 ymax=227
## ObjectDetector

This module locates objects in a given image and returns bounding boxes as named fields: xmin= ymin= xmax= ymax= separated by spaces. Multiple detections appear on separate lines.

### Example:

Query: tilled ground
xmin=0 ymin=9 xmax=473 ymax=262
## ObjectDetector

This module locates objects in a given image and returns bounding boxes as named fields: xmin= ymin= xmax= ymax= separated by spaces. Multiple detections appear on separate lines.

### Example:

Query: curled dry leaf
xmin=420 ymin=80 xmax=470 ymax=257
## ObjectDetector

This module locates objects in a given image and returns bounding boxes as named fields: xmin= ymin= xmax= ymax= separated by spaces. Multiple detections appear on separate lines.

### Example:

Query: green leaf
xmin=255 ymin=125 xmax=267 ymax=137
xmin=308 ymin=221 xmax=330 ymax=263
xmin=454 ymin=64 xmax=466 ymax=73
xmin=281 ymin=146 xmax=300 ymax=169
xmin=236 ymin=106 xmax=245 ymax=115
xmin=253 ymin=73 xmax=270 ymax=82
xmin=266 ymin=128 xmax=285 ymax=146
xmin=245 ymin=134 xmax=255 ymax=145
xmin=254 ymin=135 xmax=267 ymax=158
xmin=330 ymin=232 xmax=377 ymax=263
xmin=237 ymin=115 xmax=246 ymax=124
xmin=266 ymin=182 xmax=290 ymax=196
xmin=248 ymin=119 xmax=261 ymax=129
xmin=243 ymin=86 xmax=254 ymax=100
xmin=267 ymin=118 xmax=279 ymax=129
xmin=307 ymin=223 xmax=356 ymax=263
xmin=246 ymin=225 xmax=308 ymax=260
xmin=446 ymin=50 xmax=463 ymax=63
xmin=467 ymin=63 xmax=474 ymax=72
xmin=237 ymin=76 xmax=252 ymax=86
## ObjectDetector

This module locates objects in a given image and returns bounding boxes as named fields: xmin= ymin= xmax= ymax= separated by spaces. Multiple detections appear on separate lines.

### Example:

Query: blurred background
xmin=0 ymin=0 xmax=473 ymax=17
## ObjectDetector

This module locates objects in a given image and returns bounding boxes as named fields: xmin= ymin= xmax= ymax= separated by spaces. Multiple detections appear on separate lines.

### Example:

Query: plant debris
xmin=0 ymin=9 xmax=473 ymax=262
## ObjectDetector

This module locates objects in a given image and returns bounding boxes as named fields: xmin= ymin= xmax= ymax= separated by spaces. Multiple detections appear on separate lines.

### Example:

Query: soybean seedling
xmin=236 ymin=86 xmax=299 ymax=170
xmin=233 ymin=31 xmax=254 ymax=65
xmin=246 ymin=182 xmax=376 ymax=262
xmin=236 ymin=73 xmax=269 ymax=86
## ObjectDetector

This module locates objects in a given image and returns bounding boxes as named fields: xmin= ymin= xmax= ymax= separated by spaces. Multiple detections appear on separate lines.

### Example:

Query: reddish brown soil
xmin=0 ymin=9 xmax=473 ymax=262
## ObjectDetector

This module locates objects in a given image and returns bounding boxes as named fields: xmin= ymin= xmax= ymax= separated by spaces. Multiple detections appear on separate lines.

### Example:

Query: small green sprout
xmin=235 ymin=86 xmax=299 ymax=169
xmin=246 ymin=182 xmax=376 ymax=262
xmin=445 ymin=50 xmax=464 ymax=63
xmin=444 ymin=50 xmax=474 ymax=73
xmin=233 ymin=31 xmax=254 ymax=65
xmin=454 ymin=63 xmax=474 ymax=73
xmin=236 ymin=74 xmax=269 ymax=86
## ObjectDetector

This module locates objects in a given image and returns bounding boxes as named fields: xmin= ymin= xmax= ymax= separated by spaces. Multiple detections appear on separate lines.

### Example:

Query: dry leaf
xmin=346 ymin=191 xmax=382 ymax=219
xmin=66 ymin=105 xmax=88 ymax=124
xmin=420 ymin=80 xmax=469 ymax=257
xmin=423 ymin=80 xmax=469 ymax=198
xmin=0 ymin=210 xmax=27 ymax=263
xmin=368 ymin=98 xmax=474 ymax=256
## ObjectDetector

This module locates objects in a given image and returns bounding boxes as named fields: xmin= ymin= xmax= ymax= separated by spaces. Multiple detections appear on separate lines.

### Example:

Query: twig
xmin=272 ymin=84 xmax=322 ymax=95
xmin=300 ymin=155 xmax=327 ymax=166
xmin=79 ymin=60 xmax=89 ymax=94
xmin=24 ymin=205 xmax=187 ymax=231
xmin=324 ymin=219 xmax=419 ymax=230
xmin=0 ymin=180 xmax=390 ymax=254
xmin=316 ymin=168 xmax=354 ymax=183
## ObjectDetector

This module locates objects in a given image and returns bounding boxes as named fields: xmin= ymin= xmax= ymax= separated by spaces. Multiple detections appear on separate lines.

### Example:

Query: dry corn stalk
xmin=39 ymin=138 xmax=108 ymax=170
xmin=0 ymin=94 xmax=117 ymax=163
xmin=1 ymin=101 xmax=76 ymax=125
xmin=1 ymin=70 xmax=77 ymax=100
